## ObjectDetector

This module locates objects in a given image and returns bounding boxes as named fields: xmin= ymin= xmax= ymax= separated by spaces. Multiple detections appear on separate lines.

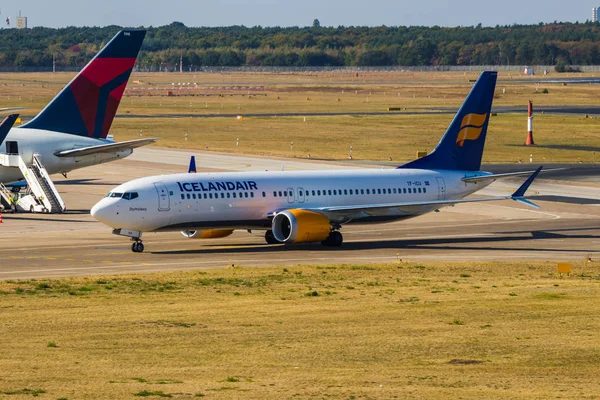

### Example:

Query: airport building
xmin=16 ymin=16 xmax=27 ymax=29
xmin=594 ymin=7 xmax=599 ymax=22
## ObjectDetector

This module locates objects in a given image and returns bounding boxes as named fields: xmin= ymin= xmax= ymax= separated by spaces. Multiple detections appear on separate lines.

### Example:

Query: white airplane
xmin=0 ymin=29 xmax=155 ymax=186
xmin=91 ymin=71 xmax=545 ymax=253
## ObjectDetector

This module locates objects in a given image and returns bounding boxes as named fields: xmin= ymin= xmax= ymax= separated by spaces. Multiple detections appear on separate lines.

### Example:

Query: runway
xmin=0 ymin=147 xmax=599 ymax=280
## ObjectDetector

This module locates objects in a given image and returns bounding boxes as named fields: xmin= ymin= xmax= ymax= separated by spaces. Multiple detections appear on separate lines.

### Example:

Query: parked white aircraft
xmin=0 ymin=30 xmax=154 ymax=212
xmin=91 ymin=71 xmax=544 ymax=253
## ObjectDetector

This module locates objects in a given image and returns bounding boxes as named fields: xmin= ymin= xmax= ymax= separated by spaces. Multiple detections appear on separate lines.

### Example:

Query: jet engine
xmin=181 ymin=229 xmax=234 ymax=239
xmin=272 ymin=209 xmax=331 ymax=244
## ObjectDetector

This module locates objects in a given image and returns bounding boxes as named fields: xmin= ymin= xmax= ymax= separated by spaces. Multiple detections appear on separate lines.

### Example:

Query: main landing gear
xmin=321 ymin=231 xmax=343 ymax=247
xmin=131 ymin=240 xmax=145 ymax=253
xmin=265 ymin=230 xmax=279 ymax=244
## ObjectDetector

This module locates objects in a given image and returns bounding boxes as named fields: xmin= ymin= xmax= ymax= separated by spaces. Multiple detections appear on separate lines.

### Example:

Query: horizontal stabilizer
xmin=0 ymin=114 xmax=19 ymax=145
xmin=462 ymin=167 xmax=561 ymax=183
xmin=55 ymin=138 xmax=158 ymax=157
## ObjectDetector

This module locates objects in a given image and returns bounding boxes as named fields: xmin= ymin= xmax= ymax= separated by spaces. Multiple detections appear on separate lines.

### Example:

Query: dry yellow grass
xmin=0 ymin=71 xmax=599 ymax=163
xmin=0 ymin=262 xmax=599 ymax=399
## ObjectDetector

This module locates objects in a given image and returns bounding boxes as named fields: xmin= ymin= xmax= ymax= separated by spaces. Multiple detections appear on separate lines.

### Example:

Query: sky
xmin=2 ymin=0 xmax=599 ymax=28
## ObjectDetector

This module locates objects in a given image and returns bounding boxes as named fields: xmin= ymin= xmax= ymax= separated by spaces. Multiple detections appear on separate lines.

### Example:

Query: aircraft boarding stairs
xmin=0 ymin=182 xmax=14 ymax=211
xmin=0 ymin=153 xmax=66 ymax=213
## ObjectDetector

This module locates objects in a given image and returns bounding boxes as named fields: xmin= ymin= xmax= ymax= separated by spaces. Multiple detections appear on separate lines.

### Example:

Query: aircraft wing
xmin=305 ymin=167 xmax=543 ymax=218
xmin=0 ymin=114 xmax=19 ymax=145
xmin=54 ymin=138 xmax=158 ymax=157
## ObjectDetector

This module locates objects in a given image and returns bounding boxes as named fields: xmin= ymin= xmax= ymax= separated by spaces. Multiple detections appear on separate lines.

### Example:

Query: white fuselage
xmin=91 ymin=168 xmax=491 ymax=232
xmin=0 ymin=127 xmax=132 ymax=183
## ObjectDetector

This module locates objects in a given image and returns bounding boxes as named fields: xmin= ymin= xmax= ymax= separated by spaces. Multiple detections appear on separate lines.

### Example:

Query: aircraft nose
xmin=91 ymin=199 xmax=117 ymax=227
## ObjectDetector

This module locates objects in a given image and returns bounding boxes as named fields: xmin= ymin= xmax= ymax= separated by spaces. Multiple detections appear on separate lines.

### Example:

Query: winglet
xmin=510 ymin=166 xmax=542 ymax=208
xmin=188 ymin=156 xmax=197 ymax=173
xmin=0 ymin=114 xmax=19 ymax=145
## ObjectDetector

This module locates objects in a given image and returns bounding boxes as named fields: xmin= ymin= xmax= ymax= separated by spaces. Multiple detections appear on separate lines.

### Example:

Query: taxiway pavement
xmin=0 ymin=148 xmax=598 ymax=280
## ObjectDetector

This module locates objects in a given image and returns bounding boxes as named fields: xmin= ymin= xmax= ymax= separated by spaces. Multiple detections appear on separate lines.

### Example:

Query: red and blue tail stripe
xmin=21 ymin=30 xmax=146 ymax=139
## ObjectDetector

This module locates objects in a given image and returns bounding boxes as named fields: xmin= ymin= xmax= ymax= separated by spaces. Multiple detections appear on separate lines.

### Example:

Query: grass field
xmin=1 ymin=262 xmax=599 ymax=399
xmin=0 ymin=71 xmax=598 ymax=163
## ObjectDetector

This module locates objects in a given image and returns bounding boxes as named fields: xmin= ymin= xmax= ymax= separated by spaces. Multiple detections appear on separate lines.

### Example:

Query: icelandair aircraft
xmin=0 ymin=29 xmax=155 ymax=185
xmin=92 ymin=71 xmax=544 ymax=253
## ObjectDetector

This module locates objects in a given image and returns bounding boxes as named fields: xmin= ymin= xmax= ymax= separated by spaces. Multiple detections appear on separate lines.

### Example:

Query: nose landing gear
xmin=131 ymin=240 xmax=144 ymax=253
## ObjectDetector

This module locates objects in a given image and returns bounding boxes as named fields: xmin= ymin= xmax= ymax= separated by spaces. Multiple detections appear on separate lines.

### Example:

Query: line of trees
xmin=1 ymin=22 xmax=600 ymax=68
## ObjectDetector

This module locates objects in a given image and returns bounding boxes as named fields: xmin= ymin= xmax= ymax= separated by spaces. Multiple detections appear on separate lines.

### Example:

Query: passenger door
xmin=153 ymin=182 xmax=170 ymax=211
xmin=436 ymin=177 xmax=446 ymax=200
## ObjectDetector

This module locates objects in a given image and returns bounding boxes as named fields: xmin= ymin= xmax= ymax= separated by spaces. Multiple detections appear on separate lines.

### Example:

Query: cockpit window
xmin=122 ymin=192 xmax=139 ymax=200
xmin=108 ymin=192 xmax=138 ymax=200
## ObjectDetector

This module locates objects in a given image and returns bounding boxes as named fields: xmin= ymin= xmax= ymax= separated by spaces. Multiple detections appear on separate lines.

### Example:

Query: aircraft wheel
xmin=30 ymin=205 xmax=34 ymax=213
xmin=131 ymin=242 xmax=144 ymax=253
xmin=321 ymin=231 xmax=343 ymax=247
xmin=265 ymin=230 xmax=279 ymax=244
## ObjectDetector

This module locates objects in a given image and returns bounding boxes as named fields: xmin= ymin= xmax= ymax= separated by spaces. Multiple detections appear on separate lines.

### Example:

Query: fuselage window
xmin=204 ymin=193 xmax=208 ymax=199
xmin=349 ymin=189 xmax=353 ymax=195
xmin=273 ymin=191 xmax=277 ymax=197
xmin=219 ymin=193 xmax=223 ymax=199
xmin=393 ymin=188 xmax=397 ymax=194
xmin=227 ymin=193 xmax=231 ymax=198
xmin=192 ymin=193 xmax=196 ymax=199
xmin=418 ymin=188 xmax=422 ymax=193
xmin=187 ymin=194 xmax=191 ymax=199
xmin=278 ymin=191 xmax=283 ymax=197
xmin=366 ymin=189 xmax=370 ymax=194
xmin=317 ymin=190 xmax=321 ymax=196
xmin=377 ymin=189 xmax=381 ymax=194
xmin=387 ymin=189 xmax=391 ymax=194
xmin=181 ymin=194 xmax=185 ymax=200
xmin=238 ymin=192 xmax=242 ymax=198
xmin=209 ymin=193 xmax=213 ymax=199
xmin=251 ymin=192 xmax=254 ymax=198
xmin=403 ymin=188 xmax=407 ymax=194
xmin=244 ymin=192 xmax=248 ymax=198
xmin=233 ymin=193 xmax=237 ymax=198
xmin=328 ymin=190 xmax=332 ymax=196
xmin=408 ymin=188 xmax=412 ymax=193
xmin=312 ymin=190 xmax=316 ymax=196
xmin=361 ymin=189 xmax=365 ymax=195
xmin=343 ymin=189 xmax=347 ymax=195
xmin=262 ymin=192 xmax=266 ymax=198
xmin=332 ymin=190 xmax=336 ymax=195
xmin=423 ymin=188 xmax=427 ymax=193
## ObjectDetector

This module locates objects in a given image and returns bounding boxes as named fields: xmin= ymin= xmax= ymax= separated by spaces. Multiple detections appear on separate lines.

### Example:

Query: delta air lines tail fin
xmin=399 ymin=71 xmax=497 ymax=171
xmin=0 ymin=114 xmax=19 ymax=145
xmin=21 ymin=30 xmax=146 ymax=139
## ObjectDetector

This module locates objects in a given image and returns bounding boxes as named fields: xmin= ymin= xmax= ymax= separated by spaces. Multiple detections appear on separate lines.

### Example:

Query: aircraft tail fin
xmin=188 ymin=156 xmax=197 ymax=173
xmin=0 ymin=114 xmax=19 ymax=145
xmin=21 ymin=30 xmax=146 ymax=139
xmin=398 ymin=71 xmax=498 ymax=171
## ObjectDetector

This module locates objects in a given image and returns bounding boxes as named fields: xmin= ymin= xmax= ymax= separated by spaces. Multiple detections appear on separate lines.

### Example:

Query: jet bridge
xmin=0 ymin=153 xmax=66 ymax=213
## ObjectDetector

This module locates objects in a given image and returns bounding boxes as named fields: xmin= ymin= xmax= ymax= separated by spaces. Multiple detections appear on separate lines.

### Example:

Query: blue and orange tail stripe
xmin=399 ymin=71 xmax=497 ymax=172
xmin=21 ymin=30 xmax=146 ymax=139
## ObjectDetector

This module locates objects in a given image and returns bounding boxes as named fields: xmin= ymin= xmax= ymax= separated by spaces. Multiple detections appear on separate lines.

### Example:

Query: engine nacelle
xmin=181 ymin=229 xmax=234 ymax=239
xmin=272 ymin=209 xmax=331 ymax=244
